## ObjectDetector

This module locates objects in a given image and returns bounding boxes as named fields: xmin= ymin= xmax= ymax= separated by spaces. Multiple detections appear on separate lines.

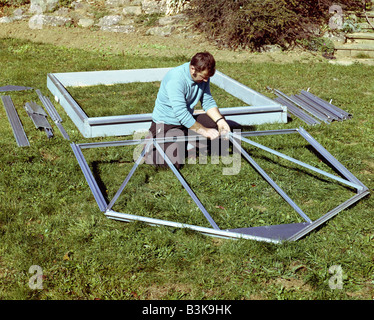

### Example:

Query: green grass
xmin=0 ymin=38 xmax=373 ymax=300
xmin=66 ymin=82 xmax=161 ymax=117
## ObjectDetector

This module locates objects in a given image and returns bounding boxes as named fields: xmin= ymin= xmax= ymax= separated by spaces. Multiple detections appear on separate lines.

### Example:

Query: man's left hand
xmin=217 ymin=120 xmax=231 ymax=137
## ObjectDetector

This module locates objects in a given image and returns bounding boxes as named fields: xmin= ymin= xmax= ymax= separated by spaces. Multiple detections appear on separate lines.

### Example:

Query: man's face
xmin=190 ymin=66 xmax=210 ymax=83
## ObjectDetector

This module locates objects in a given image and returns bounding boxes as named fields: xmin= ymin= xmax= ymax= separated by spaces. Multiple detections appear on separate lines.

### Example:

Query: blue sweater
xmin=152 ymin=62 xmax=217 ymax=128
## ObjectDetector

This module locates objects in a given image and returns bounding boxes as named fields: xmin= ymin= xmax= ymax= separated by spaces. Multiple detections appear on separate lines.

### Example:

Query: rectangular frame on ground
xmin=70 ymin=127 xmax=369 ymax=243
xmin=47 ymin=68 xmax=287 ymax=138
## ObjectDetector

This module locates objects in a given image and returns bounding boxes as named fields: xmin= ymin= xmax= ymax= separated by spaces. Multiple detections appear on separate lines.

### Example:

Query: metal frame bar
xmin=36 ymin=89 xmax=70 ymax=140
xmin=295 ymin=94 xmax=340 ymax=121
xmin=24 ymin=101 xmax=54 ymax=139
xmin=233 ymin=133 xmax=364 ymax=191
xmin=288 ymin=191 xmax=369 ymax=241
xmin=47 ymin=68 xmax=287 ymax=138
xmin=272 ymin=88 xmax=352 ymax=126
xmin=70 ymin=143 xmax=107 ymax=211
xmin=0 ymin=85 xmax=33 ymax=92
xmin=292 ymin=95 xmax=336 ymax=122
xmin=1 ymin=95 xmax=30 ymax=147
xmin=106 ymin=140 xmax=152 ymax=212
xmin=274 ymin=96 xmax=321 ymax=126
xmin=300 ymin=90 xmax=352 ymax=120
xmin=273 ymin=89 xmax=331 ymax=123
xmin=229 ymin=136 xmax=312 ymax=224
xmin=153 ymin=140 xmax=220 ymax=230
xmin=104 ymin=210 xmax=280 ymax=243
xmin=70 ymin=127 xmax=368 ymax=242
xmin=297 ymin=127 xmax=367 ymax=190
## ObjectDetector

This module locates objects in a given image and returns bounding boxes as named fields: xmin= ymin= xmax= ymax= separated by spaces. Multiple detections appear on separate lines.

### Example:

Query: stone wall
xmin=0 ymin=0 xmax=190 ymax=36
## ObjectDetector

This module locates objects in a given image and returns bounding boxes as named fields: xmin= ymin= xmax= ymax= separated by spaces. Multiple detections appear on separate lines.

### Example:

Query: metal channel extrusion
xmin=272 ymin=87 xmax=352 ymax=126
xmin=0 ymin=85 xmax=33 ymax=93
xmin=274 ymin=96 xmax=321 ymax=126
xmin=24 ymin=101 xmax=53 ymax=139
xmin=70 ymin=143 xmax=108 ymax=212
xmin=36 ymin=89 xmax=70 ymax=140
xmin=1 ymin=95 xmax=30 ymax=147
xmin=300 ymin=90 xmax=352 ymax=120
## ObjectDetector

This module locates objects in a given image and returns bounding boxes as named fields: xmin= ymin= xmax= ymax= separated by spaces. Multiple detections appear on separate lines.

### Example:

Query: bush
xmin=187 ymin=0 xmax=363 ymax=51
xmin=305 ymin=37 xmax=335 ymax=54
xmin=0 ymin=0 xmax=30 ymax=6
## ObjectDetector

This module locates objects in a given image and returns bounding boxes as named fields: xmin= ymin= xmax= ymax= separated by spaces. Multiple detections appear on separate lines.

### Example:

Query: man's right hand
xmin=196 ymin=127 xmax=220 ymax=140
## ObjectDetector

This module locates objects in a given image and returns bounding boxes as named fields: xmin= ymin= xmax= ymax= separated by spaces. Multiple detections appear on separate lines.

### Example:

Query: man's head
xmin=190 ymin=52 xmax=216 ymax=83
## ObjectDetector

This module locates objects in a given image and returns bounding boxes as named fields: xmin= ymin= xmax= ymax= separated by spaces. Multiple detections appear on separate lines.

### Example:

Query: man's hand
xmin=206 ymin=107 xmax=230 ymax=137
xmin=197 ymin=127 xmax=220 ymax=140
xmin=190 ymin=121 xmax=219 ymax=140
xmin=217 ymin=119 xmax=231 ymax=137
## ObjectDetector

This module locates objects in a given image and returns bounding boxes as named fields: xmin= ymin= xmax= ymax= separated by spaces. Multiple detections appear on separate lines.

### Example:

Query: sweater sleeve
xmin=200 ymin=80 xmax=218 ymax=112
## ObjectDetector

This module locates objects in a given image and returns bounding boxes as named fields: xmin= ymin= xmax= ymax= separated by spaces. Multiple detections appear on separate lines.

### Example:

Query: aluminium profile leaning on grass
xmin=144 ymin=51 xmax=232 ymax=169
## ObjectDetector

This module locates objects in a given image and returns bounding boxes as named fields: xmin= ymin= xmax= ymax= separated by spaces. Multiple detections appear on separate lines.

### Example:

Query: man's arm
xmin=206 ymin=107 xmax=231 ymax=135
xmin=189 ymin=120 xmax=220 ymax=140
xmin=189 ymin=107 xmax=230 ymax=140
xmin=200 ymin=81 xmax=230 ymax=136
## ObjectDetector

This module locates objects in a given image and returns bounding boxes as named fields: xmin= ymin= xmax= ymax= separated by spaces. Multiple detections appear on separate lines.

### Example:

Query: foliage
xmin=135 ymin=13 xmax=163 ymax=27
xmin=166 ymin=0 xmax=187 ymax=14
xmin=58 ymin=0 xmax=74 ymax=8
xmin=0 ymin=0 xmax=29 ymax=6
xmin=187 ymin=0 xmax=363 ymax=51
xmin=0 ymin=0 xmax=73 ymax=9
xmin=341 ymin=18 xmax=362 ymax=33
xmin=300 ymin=36 xmax=335 ymax=54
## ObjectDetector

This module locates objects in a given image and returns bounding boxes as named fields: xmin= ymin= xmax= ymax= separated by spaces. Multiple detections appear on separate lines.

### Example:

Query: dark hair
xmin=190 ymin=52 xmax=216 ymax=77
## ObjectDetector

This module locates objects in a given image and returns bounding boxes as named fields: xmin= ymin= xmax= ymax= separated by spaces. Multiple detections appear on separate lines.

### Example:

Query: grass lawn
xmin=0 ymin=38 xmax=373 ymax=300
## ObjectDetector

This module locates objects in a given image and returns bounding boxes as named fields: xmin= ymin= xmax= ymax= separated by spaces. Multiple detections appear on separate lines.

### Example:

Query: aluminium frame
xmin=1 ymin=95 xmax=30 ymax=147
xmin=70 ymin=127 xmax=369 ymax=243
xmin=36 ymin=89 xmax=70 ymax=140
xmin=0 ymin=85 xmax=33 ymax=93
xmin=24 ymin=101 xmax=54 ymax=139
xmin=47 ymin=68 xmax=287 ymax=138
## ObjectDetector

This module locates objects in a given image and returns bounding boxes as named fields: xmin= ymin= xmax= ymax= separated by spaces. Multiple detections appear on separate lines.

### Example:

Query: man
xmin=145 ymin=52 xmax=231 ymax=168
